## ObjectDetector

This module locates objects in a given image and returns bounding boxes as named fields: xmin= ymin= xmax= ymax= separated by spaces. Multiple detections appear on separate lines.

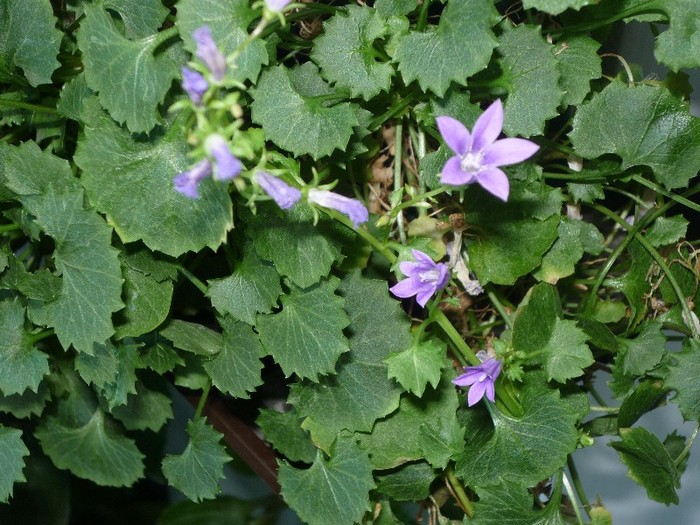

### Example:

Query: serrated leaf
xmin=104 ymin=0 xmax=170 ymax=39
xmin=375 ymin=461 xmax=435 ymax=501
xmin=312 ymin=5 xmax=393 ymax=101
xmin=203 ymin=317 xmax=264 ymax=399
xmin=498 ymin=24 xmax=564 ymax=137
xmin=535 ymin=218 xmax=584 ymax=284
xmin=98 ymin=341 xmax=140 ymax=410
xmin=554 ymin=35 xmax=601 ymax=106
xmin=618 ymin=380 xmax=668 ymax=428
xmin=250 ymin=204 xmax=343 ymax=288
xmin=616 ymin=321 xmax=666 ymax=376
xmin=257 ymin=408 xmax=317 ymax=464
xmin=0 ymin=426 xmax=29 ymax=503
xmin=0 ymin=0 xmax=61 ymax=86
xmin=251 ymin=63 xmax=359 ymax=158
xmin=278 ymin=436 xmax=375 ymax=525
xmin=471 ymin=481 xmax=566 ymax=524
xmin=75 ymin=104 xmax=233 ymax=258
xmin=375 ymin=0 xmax=417 ymax=16
xmin=664 ymin=338 xmax=700 ymax=421
xmin=394 ymin=0 xmax=498 ymax=96
xmin=385 ymin=338 xmax=446 ymax=396
xmin=646 ymin=215 xmax=688 ymax=247
xmin=419 ymin=414 xmax=465 ymax=470
xmin=161 ymin=320 xmax=223 ymax=356
xmin=111 ymin=378 xmax=173 ymax=432
xmin=0 ymin=381 xmax=51 ymax=419
xmin=650 ymin=0 xmax=700 ymax=71
xmin=75 ymin=340 xmax=120 ymax=388
xmin=257 ymin=277 xmax=349 ymax=381
xmin=176 ymin=0 xmax=267 ymax=83
xmin=523 ymin=0 xmax=593 ymax=15
xmin=609 ymin=427 xmax=680 ymax=504
xmin=570 ymin=82 xmax=700 ymax=189
xmin=77 ymin=4 xmax=179 ymax=133
xmin=139 ymin=338 xmax=185 ymax=373
xmin=207 ymin=248 xmax=282 ymax=325
xmin=289 ymin=271 xmax=409 ymax=444
xmin=541 ymin=318 xmax=593 ymax=382
xmin=162 ymin=417 xmax=231 ymax=502
xmin=455 ymin=380 xmax=579 ymax=488
xmin=0 ymin=299 xmax=49 ymax=395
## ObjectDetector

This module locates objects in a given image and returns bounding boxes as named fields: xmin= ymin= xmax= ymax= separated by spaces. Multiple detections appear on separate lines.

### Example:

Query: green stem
xmin=416 ymin=0 xmax=434 ymax=32
xmin=369 ymin=90 xmax=420 ymax=132
xmin=434 ymin=310 xmax=479 ymax=366
xmin=550 ymin=0 xmax=663 ymax=36
xmin=487 ymin=289 xmax=513 ymax=330
xmin=0 ymin=223 xmax=21 ymax=233
xmin=445 ymin=465 xmax=474 ymax=518
xmin=26 ymin=329 xmax=55 ymax=345
xmin=323 ymin=208 xmax=397 ymax=264
xmin=674 ymin=423 xmax=700 ymax=469
xmin=151 ymin=26 xmax=179 ymax=49
xmin=178 ymin=266 xmax=208 ymax=294
xmin=631 ymin=175 xmax=700 ymax=213
xmin=194 ymin=381 xmax=212 ymax=419
xmin=393 ymin=119 xmax=407 ymax=245
xmin=589 ymin=405 xmax=619 ymax=413
xmin=562 ymin=471 xmax=586 ymax=525
xmin=0 ymin=98 xmax=57 ymax=114
xmin=391 ymin=186 xmax=448 ymax=216
xmin=567 ymin=456 xmax=591 ymax=516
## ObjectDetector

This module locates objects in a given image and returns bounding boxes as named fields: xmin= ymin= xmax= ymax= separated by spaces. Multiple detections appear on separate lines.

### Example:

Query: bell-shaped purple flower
xmin=389 ymin=249 xmax=449 ymax=308
xmin=205 ymin=135 xmax=242 ymax=180
xmin=437 ymin=100 xmax=539 ymax=201
xmin=192 ymin=26 xmax=227 ymax=81
xmin=255 ymin=172 xmax=302 ymax=210
xmin=452 ymin=355 xmax=502 ymax=406
xmin=307 ymin=189 xmax=369 ymax=227
xmin=174 ymin=159 xmax=212 ymax=199
xmin=181 ymin=67 xmax=208 ymax=105
xmin=265 ymin=0 xmax=292 ymax=11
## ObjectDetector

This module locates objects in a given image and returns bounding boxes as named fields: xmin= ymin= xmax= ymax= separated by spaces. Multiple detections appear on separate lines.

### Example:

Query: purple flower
xmin=205 ymin=135 xmax=242 ymax=180
xmin=452 ymin=356 xmax=502 ymax=406
xmin=389 ymin=249 xmax=449 ymax=308
xmin=192 ymin=26 xmax=227 ymax=81
xmin=174 ymin=159 xmax=212 ymax=199
xmin=307 ymin=189 xmax=369 ymax=227
xmin=255 ymin=172 xmax=302 ymax=210
xmin=265 ymin=0 xmax=292 ymax=11
xmin=181 ymin=67 xmax=208 ymax=105
xmin=437 ymin=99 xmax=539 ymax=201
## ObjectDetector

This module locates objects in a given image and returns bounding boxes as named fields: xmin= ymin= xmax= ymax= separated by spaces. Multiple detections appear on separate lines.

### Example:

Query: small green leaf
xmin=160 ymin=320 xmax=223 ymax=357
xmin=535 ymin=218 xmax=585 ymax=284
xmin=539 ymin=317 xmax=594 ymax=383
xmin=646 ymin=215 xmax=689 ymax=247
xmin=471 ymin=481 xmax=567 ymax=524
xmin=375 ymin=461 xmax=435 ymax=501
xmin=652 ymin=0 xmax=700 ymax=71
xmin=162 ymin=417 xmax=232 ymax=502
xmin=386 ymin=338 xmax=446 ymax=396
xmin=312 ymin=5 xmax=393 ymax=101
xmin=75 ymin=341 xmax=119 ymax=388
xmin=394 ymin=0 xmax=498 ymax=96
xmin=251 ymin=63 xmax=360 ymax=159
xmin=0 ymin=382 xmax=50 ymax=419
xmin=278 ymin=437 xmax=375 ymax=525
xmin=375 ymin=0 xmax=417 ymax=16
xmin=618 ymin=380 xmax=668 ymax=428
xmin=257 ymin=277 xmax=349 ymax=381
xmin=104 ymin=0 xmax=170 ymax=39
xmin=257 ymin=408 xmax=317 ymax=464
xmin=98 ymin=341 xmax=140 ymax=410
xmin=616 ymin=321 xmax=666 ymax=376
xmin=139 ymin=339 xmax=185 ymax=374
xmin=554 ymin=35 xmax=602 ymax=107
xmin=609 ymin=427 xmax=680 ymax=504
xmin=0 ymin=426 xmax=29 ymax=503
xmin=111 ymin=378 xmax=173 ymax=432
xmin=664 ymin=338 xmax=700 ymax=421
xmin=570 ymin=82 xmax=700 ymax=189
xmin=522 ymin=0 xmax=593 ymax=15
xmin=513 ymin=283 xmax=561 ymax=355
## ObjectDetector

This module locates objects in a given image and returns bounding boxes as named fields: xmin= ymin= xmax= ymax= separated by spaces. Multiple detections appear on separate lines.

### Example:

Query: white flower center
xmin=460 ymin=151 xmax=483 ymax=174
xmin=419 ymin=269 xmax=441 ymax=284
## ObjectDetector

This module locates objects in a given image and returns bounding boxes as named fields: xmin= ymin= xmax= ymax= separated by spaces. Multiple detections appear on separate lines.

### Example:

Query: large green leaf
xmin=257 ymin=408 xmax=317 ymax=464
xmin=394 ymin=0 xmax=498 ymax=96
xmin=104 ymin=0 xmax=170 ymax=39
xmin=162 ymin=417 xmax=232 ymax=502
xmin=311 ymin=5 xmax=393 ymax=101
xmin=664 ymin=338 xmax=700 ymax=421
xmin=0 ymin=0 xmax=61 ymax=86
xmin=278 ymin=437 xmax=375 ymax=525
xmin=75 ymin=340 xmax=119 ymax=389
xmin=257 ymin=277 xmax=349 ymax=381
xmin=77 ymin=3 xmax=179 ymax=133
xmin=375 ymin=462 xmax=435 ymax=501
xmin=251 ymin=63 xmax=360 ymax=159
xmin=75 ymin=103 xmax=233 ymax=257
xmin=570 ymin=82 xmax=700 ymax=189
xmin=0 ymin=426 xmax=29 ymax=503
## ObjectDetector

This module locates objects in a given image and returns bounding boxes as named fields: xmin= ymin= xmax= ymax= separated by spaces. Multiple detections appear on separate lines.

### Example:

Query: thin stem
xmin=26 ymin=329 xmax=55 ymax=345
xmin=631 ymin=175 xmax=700 ymax=213
xmin=562 ymin=471 xmax=586 ymax=525
xmin=322 ymin=208 xmax=397 ymax=264
xmin=674 ymin=423 xmax=700 ymax=469
xmin=487 ymin=289 xmax=513 ymax=330
xmin=434 ymin=310 xmax=479 ymax=366
xmin=589 ymin=405 xmax=619 ymax=413
xmin=550 ymin=0 xmax=662 ymax=36
xmin=391 ymin=186 xmax=448 ymax=216
xmin=393 ymin=119 xmax=407 ymax=245
xmin=369 ymin=90 xmax=420 ymax=132
xmin=445 ymin=465 xmax=474 ymax=518
xmin=178 ymin=266 xmax=208 ymax=294
xmin=194 ymin=381 xmax=212 ymax=419
xmin=567 ymin=456 xmax=591 ymax=515
xmin=0 ymin=223 xmax=21 ymax=233
xmin=151 ymin=26 xmax=179 ymax=49
xmin=416 ymin=0 xmax=434 ymax=31
xmin=0 ymin=98 xmax=57 ymax=114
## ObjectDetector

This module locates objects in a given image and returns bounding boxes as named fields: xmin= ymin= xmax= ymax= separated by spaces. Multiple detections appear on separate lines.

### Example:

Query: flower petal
xmin=440 ymin=156 xmax=474 ymax=186
xmin=192 ymin=26 xmax=227 ymax=81
xmin=205 ymin=135 xmax=242 ymax=180
xmin=181 ymin=67 xmax=208 ymax=105
xmin=471 ymin=99 xmax=503 ymax=153
xmin=475 ymin=167 xmax=509 ymax=201
xmin=483 ymin=380 xmax=496 ymax=403
xmin=436 ymin=116 xmax=471 ymax=155
xmin=398 ymin=260 xmax=421 ymax=276
xmin=467 ymin=381 xmax=487 ymax=406
xmin=411 ymin=249 xmax=435 ymax=267
xmin=389 ymin=278 xmax=421 ymax=299
xmin=307 ymin=189 xmax=369 ymax=227
xmin=483 ymin=137 xmax=539 ymax=167
xmin=452 ymin=370 xmax=480 ymax=387
xmin=415 ymin=287 xmax=434 ymax=307
xmin=255 ymin=172 xmax=302 ymax=209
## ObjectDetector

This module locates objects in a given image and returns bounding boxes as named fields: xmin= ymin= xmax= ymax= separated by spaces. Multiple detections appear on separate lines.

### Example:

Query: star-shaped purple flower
xmin=181 ymin=67 xmax=208 ymax=105
xmin=205 ymin=135 xmax=242 ymax=180
xmin=174 ymin=159 xmax=212 ymax=199
xmin=255 ymin=171 xmax=302 ymax=210
xmin=389 ymin=249 xmax=449 ymax=308
xmin=452 ymin=356 xmax=502 ymax=406
xmin=437 ymin=100 xmax=539 ymax=201
xmin=192 ymin=26 xmax=227 ymax=81
xmin=307 ymin=189 xmax=369 ymax=227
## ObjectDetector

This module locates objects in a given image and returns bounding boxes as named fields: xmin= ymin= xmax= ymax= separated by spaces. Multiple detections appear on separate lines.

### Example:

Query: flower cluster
xmin=452 ymin=352 xmax=502 ymax=406
xmin=174 ymin=134 xmax=241 ymax=198
xmin=390 ymin=249 xmax=449 ymax=307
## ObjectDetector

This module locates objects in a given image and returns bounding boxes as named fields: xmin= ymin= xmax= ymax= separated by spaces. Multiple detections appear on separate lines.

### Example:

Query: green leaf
xmin=257 ymin=408 xmax=317 ymax=464
xmin=455 ymin=379 xmax=579 ymax=488
xmin=289 ymin=271 xmax=409 ymax=444
xmin=534 ymin=218 xmax=585 ymax=284
xmin=618 ymin=380 xmax=668 ymax=428
xmin=104 ymin=0 xmax=170 ymax=39
xmin=251 ymin=63 xmax=360 ymax=159
xmin=203 ymin=318 xmax=265 ymax=399
xmin=465 ymin=181 xmax=562 ymax=285
xmin=162 ymin=417 xmax=231 ymax=502
xmin=75 ymin=104 xmax=233 ymax=258
xmin=385 ymin=338 xmax=446 ymax=397
xmin=0 ymin=299 xmax=49 ymax=395
xmin=207 ymin=248 xmax=282 ymax=325
xmin=664 ymin=338 xmax=700 ymax=421
xmin=250 ymin=204 xmax=343 ymax=288
xmin=161 ymin=320 xmax=223 ymax=357
xmin=616 ymin=321 xmax=666 ymax=376
xmin=375 ymin=461 xmax=435 ymax=501
xmin=157 ymin=497 xmax=255 ymax=525
xmin=278 ymin=436 xmax=375 ymax=525
xmin=0 ymin=0 xmax=61 ymax=86
xmin=75 ymin=340 xmax=119 ymax=388
xmin=522 ymin=0 xmax=593 ymax=15
xmin=471 ymin=481 xmax=566 ymax=524
xmin=0 ymin=382 xmax=51 ymax=419
xmin=0 ymin=426 xmax=29 ymax=503
xmin=609 ymin=427 xmax=680 ymax=504
xmin=570 ymin=82 xmax=700 ymax=189
xmin=111 ymin=378 xmax=173 ymax=432
xmin=375 ymin=0 xmax=417 ymax=16
xmin=77 ymin=3 xmax=179 ymax=133
xmin=540 ymin=318 xmax=593 ymax=383
xmin=311 ymin=5 xmax=393 ymax=101
xmin=498 ymin=24 xmax=564 ymax=137
xmin=176 ymin=0 xmax=267 ymax=83
xmin=98 ymin=341 xmax=141 ymax=410
xmin=651 ymin=0 xmax=700 ymax=71
xmin=646 ymin=215 xmax=689 ymax=247
xmin=553 ymin=35 xmax=601 ymax=107
xmin=394 ymin=0 xmax=498 ymax=96
xmin=606 ymin=240 xmax=652 ymax=325
xmin=257 ymin=277 xmax=349 ymax=381
xmin=139 ymin=338 xmax=185 ymax=373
